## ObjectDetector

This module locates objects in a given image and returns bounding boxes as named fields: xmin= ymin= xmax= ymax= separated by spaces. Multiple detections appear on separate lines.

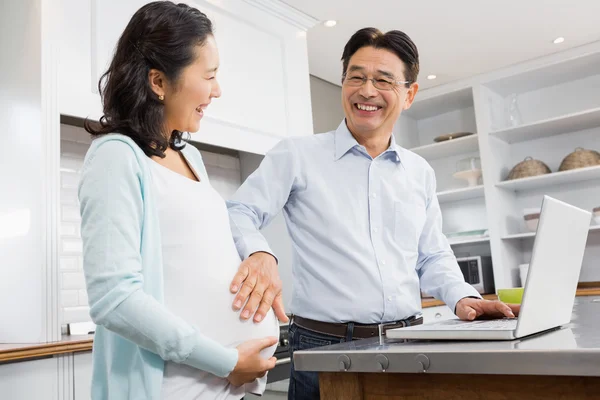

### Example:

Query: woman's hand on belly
xmin=227 ymin=336 xmax=278 ymax=387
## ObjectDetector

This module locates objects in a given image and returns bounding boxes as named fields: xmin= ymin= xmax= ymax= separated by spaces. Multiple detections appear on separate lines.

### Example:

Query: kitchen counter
xmin=294 ymin=296 xmax=600 ymax=399
xmin=0 ymin=334 xmax=93 ymax=363
xmin=2 ymin=286 xmax=599 ymax=364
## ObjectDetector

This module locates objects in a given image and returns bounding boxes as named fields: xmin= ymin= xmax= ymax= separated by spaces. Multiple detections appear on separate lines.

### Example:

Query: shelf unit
xmin=437 ymin=185 xmax=484 ymax=203
xmin=404 ymin=41 xmax=600 ymax=290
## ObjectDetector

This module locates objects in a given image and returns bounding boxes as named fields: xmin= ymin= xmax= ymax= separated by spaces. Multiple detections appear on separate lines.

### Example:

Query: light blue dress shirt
xmin=227 ymin=120 xmax=481 ymax=324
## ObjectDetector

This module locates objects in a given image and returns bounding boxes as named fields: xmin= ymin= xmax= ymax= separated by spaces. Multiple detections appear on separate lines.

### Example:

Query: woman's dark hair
xmin=341 ymin=27 xmax=419 ymax=88
xmin=84 ymin=1 xmax=213 ymax=157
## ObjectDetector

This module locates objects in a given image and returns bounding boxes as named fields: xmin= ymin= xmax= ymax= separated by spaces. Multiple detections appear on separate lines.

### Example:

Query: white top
xmin=147 ymin=157 xmax=279 ymax=400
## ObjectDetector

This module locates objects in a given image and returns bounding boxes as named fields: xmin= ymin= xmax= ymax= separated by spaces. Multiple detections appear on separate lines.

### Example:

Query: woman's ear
xmin=148 ymin=69 xmax=167 ymax=100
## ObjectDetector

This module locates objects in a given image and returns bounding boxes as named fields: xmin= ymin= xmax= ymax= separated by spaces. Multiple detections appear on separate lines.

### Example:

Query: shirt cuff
xmin=444 ymin=284 xmax=482 ymax=314
xmin=183 ymin=333 xmax=239 ymax=378
xmin=240 ymin=234 xmax=278 ymax=264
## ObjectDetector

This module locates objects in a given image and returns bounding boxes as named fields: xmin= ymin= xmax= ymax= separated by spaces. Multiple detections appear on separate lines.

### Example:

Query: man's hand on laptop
xmin=455 ymin=297 xmax=521 ymax=321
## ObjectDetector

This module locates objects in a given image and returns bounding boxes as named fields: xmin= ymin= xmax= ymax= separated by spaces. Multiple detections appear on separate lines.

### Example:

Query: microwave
xmin=456 ymin=255 xmax=495 ymax=294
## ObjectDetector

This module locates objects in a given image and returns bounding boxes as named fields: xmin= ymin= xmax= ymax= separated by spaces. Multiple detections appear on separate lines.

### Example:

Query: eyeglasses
xmin=342 ymin=74 xmax=412 ymax=91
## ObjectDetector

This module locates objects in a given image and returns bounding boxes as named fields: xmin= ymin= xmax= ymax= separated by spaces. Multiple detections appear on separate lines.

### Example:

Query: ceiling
xmin=282 ymin=0 xmax=600 ymax=90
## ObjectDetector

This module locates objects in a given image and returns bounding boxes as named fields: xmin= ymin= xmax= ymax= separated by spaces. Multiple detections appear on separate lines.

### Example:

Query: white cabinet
xmin=74 ymin=352 xmax=93 ymax=399
xmin=59 ymin=0 xmax=315 ymax=155
xmin=421 ymin=305 xmax=456 ymax=324
xmin=0 ymin=358 xmax=59 ymax=400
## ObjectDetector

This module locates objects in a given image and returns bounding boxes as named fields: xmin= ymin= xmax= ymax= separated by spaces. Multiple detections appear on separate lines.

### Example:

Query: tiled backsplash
xmin=59 ymin=125 xmax=242 ymax=326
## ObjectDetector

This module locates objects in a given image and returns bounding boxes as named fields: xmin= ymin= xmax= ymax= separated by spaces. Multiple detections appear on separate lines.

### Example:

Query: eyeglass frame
xmin=341 ymin=72 xmax=412 ymax=91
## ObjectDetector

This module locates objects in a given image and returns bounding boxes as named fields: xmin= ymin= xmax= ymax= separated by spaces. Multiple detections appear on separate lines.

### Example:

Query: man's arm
xmin=416 ymin=167 xmax=517 ymax=320
xmin=226 ymin=138 xmax=302 ymax=323
xmin=415 ymin=167 xmax=482 ymax=311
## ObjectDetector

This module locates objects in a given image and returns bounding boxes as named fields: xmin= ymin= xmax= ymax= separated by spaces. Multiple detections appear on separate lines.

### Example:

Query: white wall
xmin=309 ymin=75 xmax=344 ymax=134
xmin=58 ymin=124 xmax=244 ymax=326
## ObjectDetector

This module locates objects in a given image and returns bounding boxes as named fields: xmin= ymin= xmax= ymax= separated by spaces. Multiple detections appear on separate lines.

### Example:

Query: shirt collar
xmin=334 ymin=120 xmax=402 ymax=164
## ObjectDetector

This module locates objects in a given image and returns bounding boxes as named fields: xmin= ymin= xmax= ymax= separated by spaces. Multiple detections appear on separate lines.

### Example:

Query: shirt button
xmin=381 ymin=260 xmax=387 ymax=265
xmin=373 ymin=227 xmax=378 ymax=233
xmin=387 ymin=296 xmax=392 ymax=301
xmin=372 ymin=193 xmax=377 ymax=198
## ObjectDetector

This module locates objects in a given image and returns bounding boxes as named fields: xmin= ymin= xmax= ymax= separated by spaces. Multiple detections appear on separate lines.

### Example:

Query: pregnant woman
xmin=78 ymin=2 xmax=279 ymax=399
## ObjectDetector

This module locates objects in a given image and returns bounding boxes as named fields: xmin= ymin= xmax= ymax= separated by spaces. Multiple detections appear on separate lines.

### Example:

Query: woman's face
xmin=160 ymin=36 xmax=221 ymax=134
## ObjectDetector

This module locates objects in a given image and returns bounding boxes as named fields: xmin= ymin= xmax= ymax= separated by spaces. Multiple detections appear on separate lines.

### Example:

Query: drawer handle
xmin=275 ymin=357 xmax=291 ymax=366
xmin=435 ymin=313 xmax=442 ymax=318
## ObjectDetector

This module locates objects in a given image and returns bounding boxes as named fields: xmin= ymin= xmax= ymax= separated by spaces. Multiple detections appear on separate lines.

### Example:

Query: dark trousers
xmin=287 ymin=321 xmax=355 ymax=400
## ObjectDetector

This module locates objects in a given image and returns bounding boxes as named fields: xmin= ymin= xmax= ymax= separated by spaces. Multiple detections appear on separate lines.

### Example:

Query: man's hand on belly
xmin=230 ymin=252 xmax=289 ymax=323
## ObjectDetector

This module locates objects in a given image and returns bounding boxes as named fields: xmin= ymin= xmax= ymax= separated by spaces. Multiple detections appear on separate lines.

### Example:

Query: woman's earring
xmin=158 ymin=94 xmax=164 ymax=101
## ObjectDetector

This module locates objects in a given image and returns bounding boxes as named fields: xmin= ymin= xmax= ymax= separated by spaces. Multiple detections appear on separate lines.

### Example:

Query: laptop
xmin=387 ymin=195 xmax=591 ymax=341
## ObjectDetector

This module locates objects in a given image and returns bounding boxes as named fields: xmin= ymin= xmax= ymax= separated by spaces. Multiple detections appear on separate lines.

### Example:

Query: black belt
xmin=292 ymin=314 xmax=423 ymax=340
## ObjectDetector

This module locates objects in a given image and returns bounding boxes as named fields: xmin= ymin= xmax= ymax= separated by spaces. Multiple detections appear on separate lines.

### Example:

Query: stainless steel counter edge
xmin=293 ymin=296 xmax=600 ymax=377
xmin=293 ymin=346 xmax=600 ymax=376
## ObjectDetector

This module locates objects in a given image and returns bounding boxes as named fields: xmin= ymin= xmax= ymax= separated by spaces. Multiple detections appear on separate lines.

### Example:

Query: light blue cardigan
xmin=78 ymin=134 xmax=238 ymax=400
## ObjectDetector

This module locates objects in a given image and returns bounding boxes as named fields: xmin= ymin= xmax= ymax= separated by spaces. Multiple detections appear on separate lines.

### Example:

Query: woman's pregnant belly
xmin=161 ymin=250 xmax=280 ymax=399
xmin=163 ymin=253 xmax=280 ymax=354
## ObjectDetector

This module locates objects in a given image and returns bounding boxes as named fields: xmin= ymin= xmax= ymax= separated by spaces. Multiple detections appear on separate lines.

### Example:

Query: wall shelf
xmin=448 ymin=237 xmax=490 ymax=247
xmin=489 ymin=107 xmax=600 ymax=144
xmin=437 ymin=185 xmax=485 ymax=203
xmin=495 ymin=165 xmax=600 ymax=192
xmin=409 ymin=134 xmax=479 ymax=160
xmin=502 ymin=224 xmax=600 ymax=241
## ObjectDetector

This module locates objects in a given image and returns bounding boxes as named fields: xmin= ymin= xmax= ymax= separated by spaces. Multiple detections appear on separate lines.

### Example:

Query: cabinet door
xmin=421 ymin=305 xmax=456 ymax=324
xmin=74 ymin=352 xmax=93 ymax=399
xmin=59 ymin=0 xmax=313 ymax=154
xmin=59 ymin=0 xmax=103 ymax=121
xmin=0 ymin=358 xmax=58 ymax=400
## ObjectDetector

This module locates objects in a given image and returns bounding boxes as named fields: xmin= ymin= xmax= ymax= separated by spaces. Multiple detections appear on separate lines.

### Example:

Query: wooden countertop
xmin=2 ymin=285 xmax=599 ymax=363
xmin=421 ymin=284 xmax=600 ymax=308
xmin=0 ymin=334 xmax=93 ymax=363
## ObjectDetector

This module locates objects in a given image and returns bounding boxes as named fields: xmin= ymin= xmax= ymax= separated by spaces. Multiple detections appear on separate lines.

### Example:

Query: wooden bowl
xmin=433 ymin=132 xmax=474 ymax=142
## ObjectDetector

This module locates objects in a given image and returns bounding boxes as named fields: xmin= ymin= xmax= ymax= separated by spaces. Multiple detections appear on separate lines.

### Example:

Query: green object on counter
xmin=497 ymin=287 xmax=524 ymax=304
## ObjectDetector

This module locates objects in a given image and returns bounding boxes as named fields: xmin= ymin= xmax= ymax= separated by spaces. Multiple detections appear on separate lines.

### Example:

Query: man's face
xmin=342 ymin=46 xmax=418 ymax=136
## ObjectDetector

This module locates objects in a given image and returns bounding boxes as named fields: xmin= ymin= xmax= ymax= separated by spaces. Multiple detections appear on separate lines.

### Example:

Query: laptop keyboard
xmin=436 ymin=318 xmax=517 ymax=330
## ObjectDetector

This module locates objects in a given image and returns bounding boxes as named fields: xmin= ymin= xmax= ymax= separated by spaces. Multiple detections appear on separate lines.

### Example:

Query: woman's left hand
xmin=230 ymin=252 xmax=289 ymax=323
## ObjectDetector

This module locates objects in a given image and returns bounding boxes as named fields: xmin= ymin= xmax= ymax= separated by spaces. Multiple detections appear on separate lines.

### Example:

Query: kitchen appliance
xmin=267 ymin=323 xmax=291 ymax=383
xmin=456 ymin=255 xmax=495 ymax=294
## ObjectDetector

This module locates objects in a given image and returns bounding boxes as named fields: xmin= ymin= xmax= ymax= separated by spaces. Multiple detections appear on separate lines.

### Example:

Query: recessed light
xmin=427 ymin=74 xmax=437 ymax=80
xmin=324 ymin=20 xmax=337 ymax=28
xmin=553 ymin=37 xmax=565 ymax=44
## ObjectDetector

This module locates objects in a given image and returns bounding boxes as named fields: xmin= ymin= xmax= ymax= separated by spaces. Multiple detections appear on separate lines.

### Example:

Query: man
xmin=226 ymin=28 xmax=519 ymax=399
